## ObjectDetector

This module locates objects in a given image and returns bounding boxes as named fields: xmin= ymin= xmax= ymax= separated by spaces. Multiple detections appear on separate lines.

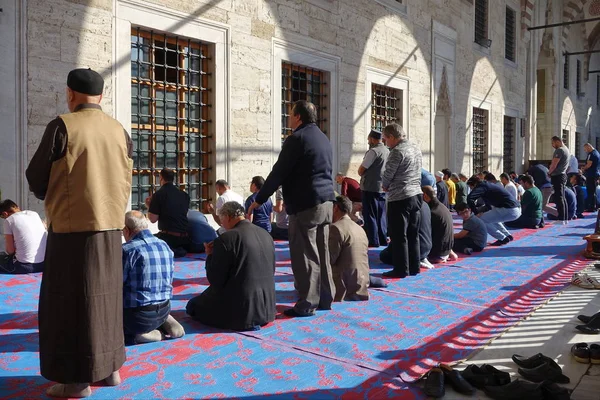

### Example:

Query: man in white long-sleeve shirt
xmin=380 ymin=123 xmax=423 ymax=279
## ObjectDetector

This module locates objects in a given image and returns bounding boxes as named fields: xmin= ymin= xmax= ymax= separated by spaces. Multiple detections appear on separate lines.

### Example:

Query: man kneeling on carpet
xmin=122 ymin=211 xmax=185 ymax=345
xmin=452 ymin=203 xmax=488 ymax=254
xmin=186 ymin=201 xmax=276 ymax=330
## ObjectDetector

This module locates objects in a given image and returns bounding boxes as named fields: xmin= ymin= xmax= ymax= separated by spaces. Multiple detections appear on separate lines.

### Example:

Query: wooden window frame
xmin=371 ymin=83 xmax=402 ymax=132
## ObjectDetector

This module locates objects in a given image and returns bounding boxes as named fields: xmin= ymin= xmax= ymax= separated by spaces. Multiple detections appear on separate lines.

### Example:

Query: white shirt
xmin=567 ymin=155 xmax=579 ymax=174
xmin=3 ymin=210 xmax=47 ymax=264
xmin=504 ymin=181 xmax=518 ymax=201
xmin=215 ymin=189 xmax=244 ymax=211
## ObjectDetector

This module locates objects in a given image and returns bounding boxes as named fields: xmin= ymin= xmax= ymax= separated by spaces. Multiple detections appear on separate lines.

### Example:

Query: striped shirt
xmin=382 ymin=140 xmax=423 ymax=202
xmin=122 ymin=229 xmax=174 ymax=308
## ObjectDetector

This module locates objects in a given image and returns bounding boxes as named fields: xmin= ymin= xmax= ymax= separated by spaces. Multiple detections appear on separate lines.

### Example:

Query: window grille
xmin=371 ymin=84 xmax=402 ymax=132
xmin=472 ymin=107 xmax=488 ymax=174
xmin=281 ymin=62 xmax=328 ymax=144
xmin=130 ymin=28 xmax=212 ymax=211
xmin=564 ymin=55 xmax=570 ymax=90
xmin=503 ymin=116 xmax=516 ymax=173
xmin=562 ymin=129 xmax=569 ymax=147
xmin=576 ymin=59 xmax=582 ymax=95
xmin=575 ymin=132 xmax=582 ymax=160
xmin=475 ymin=0 xmax=488 ymax=45
xmin=505 ymin=7 xmax=516 ymax=62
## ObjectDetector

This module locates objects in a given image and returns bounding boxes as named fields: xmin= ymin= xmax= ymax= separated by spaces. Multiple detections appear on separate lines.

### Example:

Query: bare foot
xmin=46 ymin=383 xmax=91 ymax=398
xmin=160 ymin=314 xmax=185 ymax=339
xmin=104 ymin=370 xmax=121 ymax=386
xmin=134 ymin=329 xmax=163 ymax=344
xmin=449 ymin=250 xmax=458 ymax=261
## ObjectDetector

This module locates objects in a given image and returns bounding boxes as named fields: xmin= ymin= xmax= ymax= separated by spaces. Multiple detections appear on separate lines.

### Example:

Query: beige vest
xmin=45 ymin=108 xmax=133 ymax=233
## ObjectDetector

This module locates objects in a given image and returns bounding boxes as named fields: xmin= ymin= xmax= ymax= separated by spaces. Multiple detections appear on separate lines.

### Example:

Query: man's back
xmin=455 ymin=181 xmax=468 ymax=206
xmin=122 ymin=230 xmax=174 ymax=308
xmin=382 ymin=141 xmax=422 ymax=202
xmin=150 ymin=183 xmax=190 ymax=233
xmin=3 ymin=211 xmax=47 ymax=264
xmin=527 ymin=164 xmax=552 ymax=189
xmin=552 ymin=146 xmax=570 ymax=175
xmin=463 ymin=215 xmax=488 ymax=249
xmin=341 ymin=178 xmax=362 ymax=202
xmin=216 ymin=189 xmax=244 ymax=210
xmin=429 ymin=200 xmax=454 ymax=257
xmin=522 ymin=187 xmax=543 ymax=220
xmin=436 ymin=181 xmax=449 ymax=208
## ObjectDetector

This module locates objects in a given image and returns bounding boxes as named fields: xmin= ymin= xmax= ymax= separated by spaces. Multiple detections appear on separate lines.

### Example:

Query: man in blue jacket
xmin=247 ymin=100 xmax=335 ymax=317
xmin=582 ymin=143 xmax=600 ymax=211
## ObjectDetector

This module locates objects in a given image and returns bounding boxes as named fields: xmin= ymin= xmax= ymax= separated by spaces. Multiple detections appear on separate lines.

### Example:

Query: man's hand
xmin=246 ymin=201 xmax=260 ymax=219
xmin=382 ymin=186 xmax=388 ymax=193
xmin=144 ymin=195 xmax=152 ymax=209
xmin=204 ymin=241 xmax=214 ymax=256
xmin=207 ymin=203 xmax=215 ymax=214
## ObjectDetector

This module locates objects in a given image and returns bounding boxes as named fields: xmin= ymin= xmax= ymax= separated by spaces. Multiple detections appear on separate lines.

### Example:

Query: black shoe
xmin=484 ymin=379 xmax=544 ymax=400
xmin=461 ymin=364 xmax=510 ymax=389
xmin=422 ymin=368 xmax=444 ymax=398
xmin=283 ymin=308 xmax=315 ymax=318
xmin=490 ymin=238 xmax=509 ymax=246
xmin=512 ymin=353 xmax=562 ymax=371
xmin=591 ymin=344 xmax=600 ymax=364
xmin=517 ymin=362 xmax=570 ymax=383
xmin=575 ymin=324 xmax=600 ymax=334
xmin=571 ymin=343 xmax=590 ymax=364
xmin=507 ymin=235 xmax=514 ymax=242
xmin=440 ymin=364 xmax=474 ymax=395
xmin=577 ymin=312 xmax=600 ymax=324
xmin=540 ymin=380 xmax=571 ymax=400
xmin=382 ymin=270 xmax=407 ymax=278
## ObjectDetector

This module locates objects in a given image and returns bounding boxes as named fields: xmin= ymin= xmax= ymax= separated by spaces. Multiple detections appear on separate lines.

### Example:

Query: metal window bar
xmin=575 ymin=132 xmax=582 ymax=160
xmin=281 ymin=62 xmax=328 ymax=144
xmin=577 ymin=59 xmax=582 ymax=95
xmin=475 ymin=0 xmax=488 ymax=43
xmin=371 ymin=84 xmax=402 ymax=132
xmin=503 ymin=116 xmax=515 ymax=173
xmin=562 ymin=129 xmax=569 ymax=147
xmin=473 ymin=107 xmax=488 ymax=174
xmin=130 ymin=27 xmax=213 ymax=211
xmin=505 ymin=7 xmax=516 ymax=62
xmin=564 ymin=55 xmax=570 ymax=90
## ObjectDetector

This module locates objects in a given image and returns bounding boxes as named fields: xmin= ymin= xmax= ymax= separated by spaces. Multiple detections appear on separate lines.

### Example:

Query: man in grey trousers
xmin=247 ymin=100 xmax=336 ymax=317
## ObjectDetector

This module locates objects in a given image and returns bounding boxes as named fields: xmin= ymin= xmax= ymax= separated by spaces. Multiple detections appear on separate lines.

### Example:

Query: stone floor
xmin=438 ymin=266 xmax=600 ymax=400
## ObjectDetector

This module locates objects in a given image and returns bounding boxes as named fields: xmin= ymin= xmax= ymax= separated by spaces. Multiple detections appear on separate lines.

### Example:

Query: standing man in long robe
xmin=26 ymin=68 xmax=132 ymax=398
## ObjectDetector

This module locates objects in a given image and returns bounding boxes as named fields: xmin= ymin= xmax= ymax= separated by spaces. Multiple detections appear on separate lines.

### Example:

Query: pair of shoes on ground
xmin=422 ymin=364 xmax=475 ymax=398
xmin=484 ymin=380 xmax=570 ymax=400
xmin=46 ymin=371 xmax=121 ymax=398
xmin=575 ymin=312 xmax=600 ymax=334
xmin=134 ymin=315 xmax=185 ymax=344
xmin=490 ymin=235 xmax=514 ymax=247
xmin=571 ymin=342 xmax=600 ymax=363
xmin=571 ymin=273 xmax=600 ymax=289
xmin=512 ymin=353 xmax=570 ymax=384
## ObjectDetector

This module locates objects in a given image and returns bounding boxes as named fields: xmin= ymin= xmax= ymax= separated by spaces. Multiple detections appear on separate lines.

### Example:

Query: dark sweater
xmin=428 ymin=198 xmax=454 ymax=259
xmin=467 ymin=181 xmax=520 ymax=213
xmin=436 ymin=181 xmax=449 ymax=208
xmin=255 ymin=123 xmax=335 ymax=214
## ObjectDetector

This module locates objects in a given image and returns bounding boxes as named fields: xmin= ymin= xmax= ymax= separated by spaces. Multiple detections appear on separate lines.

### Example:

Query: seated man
xmin=329 ymin=196 xmax=370 ymax=301
xmin=335 ymin=174 xmax=362 ymax=223
xmin=207 ymin=179 xmax=244 ymax=226
xmin=245 ymin=176 xmax=273 ymax=232
xmin=451 ymin=173 xmax=468 ymax=207
xmin=146 ymin=168 xmax=190 ymax=257
xmin=271 ymin=187 xmax=289 ymax=241
xmin=186 ymin=202 xmax=276 ymax=330
xmin=548 ymin=186 xmax=577 ymax=221
xmin=0 ymin=200 xmax=47 ymax=274
xmin=467 ymin=175 xmax=521 ymax=246
xmin=500 ymin=173 xmax=518 ymax=201
xmin=422 ymin=186 xmax=454 ymax=262
xmin=452 ymin=203 xmax=488 ymax=254
xmin=505 ymin=175 xmax=543 ymax=229
xmin=187 ymin=210 xmax=218 ymax=253
xmin=569 ymin=173 xmax=586 ymax=219
xmin=122 ymin=211 xmax=185 ymax=345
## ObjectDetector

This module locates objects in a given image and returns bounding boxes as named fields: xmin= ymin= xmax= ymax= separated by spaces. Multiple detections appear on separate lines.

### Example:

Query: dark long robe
xmin=186 ymin=219 xmax=276 ymax=330
xmin=26 ymin=105 xmax=132 ymax=383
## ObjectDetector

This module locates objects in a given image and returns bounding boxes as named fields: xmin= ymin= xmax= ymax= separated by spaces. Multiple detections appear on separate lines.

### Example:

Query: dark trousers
xmin=270 ymin=223 xmax=289 ymax=241
xmin=505 ymin=216 xmax=542 ymax=229
xmin=362 ymin=191 xmax=387 ymax=246
xmin=155 ymin=232 xmax=190 ymax=257
xmin=0 ymin=253 xmax=44 ymax=274
xmin=452 ymin=237 xmax=484 ymax=253
xmin=387 ymin=195 xmax=422 ymax=277
xmin=123 ymin=300 xmax=170 ymax=345
xmin=288 ymin=202 xmax=335 ymax=314
xmin=551 ymin=174 xmax=568 ymax=221
xmin=585 ymin=175 xmax=598 ymax=210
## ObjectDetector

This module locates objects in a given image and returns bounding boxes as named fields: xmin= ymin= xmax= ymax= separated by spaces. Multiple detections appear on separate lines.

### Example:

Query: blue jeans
xmin=362 ymin=191 xmax=387 ymax=246
xmin=479 ymin=207 xmax=521 ymax=240
xmin=123 ymin=300 xmax=170 ymax=345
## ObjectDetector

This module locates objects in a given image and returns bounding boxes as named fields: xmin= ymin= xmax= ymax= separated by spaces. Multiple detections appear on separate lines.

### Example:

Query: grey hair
xmin=383 ymin=123 xmax=407 ymax=141
xmin=125 ymin=210 xmax=148 ymax=233
xmin=218 ymin=201 xmax=245 ymax=219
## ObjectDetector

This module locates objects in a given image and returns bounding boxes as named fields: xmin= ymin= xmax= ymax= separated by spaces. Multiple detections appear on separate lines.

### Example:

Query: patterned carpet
xmin=0 ymin=217 xmax=592 ymax=399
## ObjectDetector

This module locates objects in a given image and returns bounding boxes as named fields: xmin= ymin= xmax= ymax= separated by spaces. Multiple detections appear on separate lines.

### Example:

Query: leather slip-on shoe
xmin=283 ymin=308 xmax=315 ymax=318
xmin=517 ymin=362 xmax=570 ymax=384
xmin=590 ymin=344 xmax=600 ymax=364
xmin=540 ymin=380 xmax=571 ymax=400
xmin=512 ymin=353 xmax=562 ymax=371
xmin=571 ymin=343 xmax=590 ymax=364
xmin=461 ymin=364 xmax=510 ymax=389
xmin=439 ymin=364 xmax=475 ymax=395
xmin=422 ymin=368 xmax=444 ymax=398
xmin=382 ymin=269 xmax=407 ymax=278
xmin=577 ymin=312 xmax=600 ymax=324
xmin=575 ymin=324 xmax=600 ymax=334
xmin=484 ymin=379 xmax=544 ymax=400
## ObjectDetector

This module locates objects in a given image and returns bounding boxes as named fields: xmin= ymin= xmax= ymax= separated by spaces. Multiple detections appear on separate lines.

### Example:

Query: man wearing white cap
xmin=435 ymin=171 xmax=450 ymax=209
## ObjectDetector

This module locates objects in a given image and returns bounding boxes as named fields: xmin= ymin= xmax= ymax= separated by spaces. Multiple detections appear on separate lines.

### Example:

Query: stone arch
xmin=521 ymin=0 xmax=536 ymax=38
xmin=562 ymin=0 xmax=589 ymax=54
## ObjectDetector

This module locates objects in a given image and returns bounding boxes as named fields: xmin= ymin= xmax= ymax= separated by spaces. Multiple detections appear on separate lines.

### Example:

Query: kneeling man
xmin=186 ymin=202 xmax=276 ymax=330
xmin=122 ymin=211 xmax=185 ymax=344
xmin=330 ymin=196 xmax=370 ymax=301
